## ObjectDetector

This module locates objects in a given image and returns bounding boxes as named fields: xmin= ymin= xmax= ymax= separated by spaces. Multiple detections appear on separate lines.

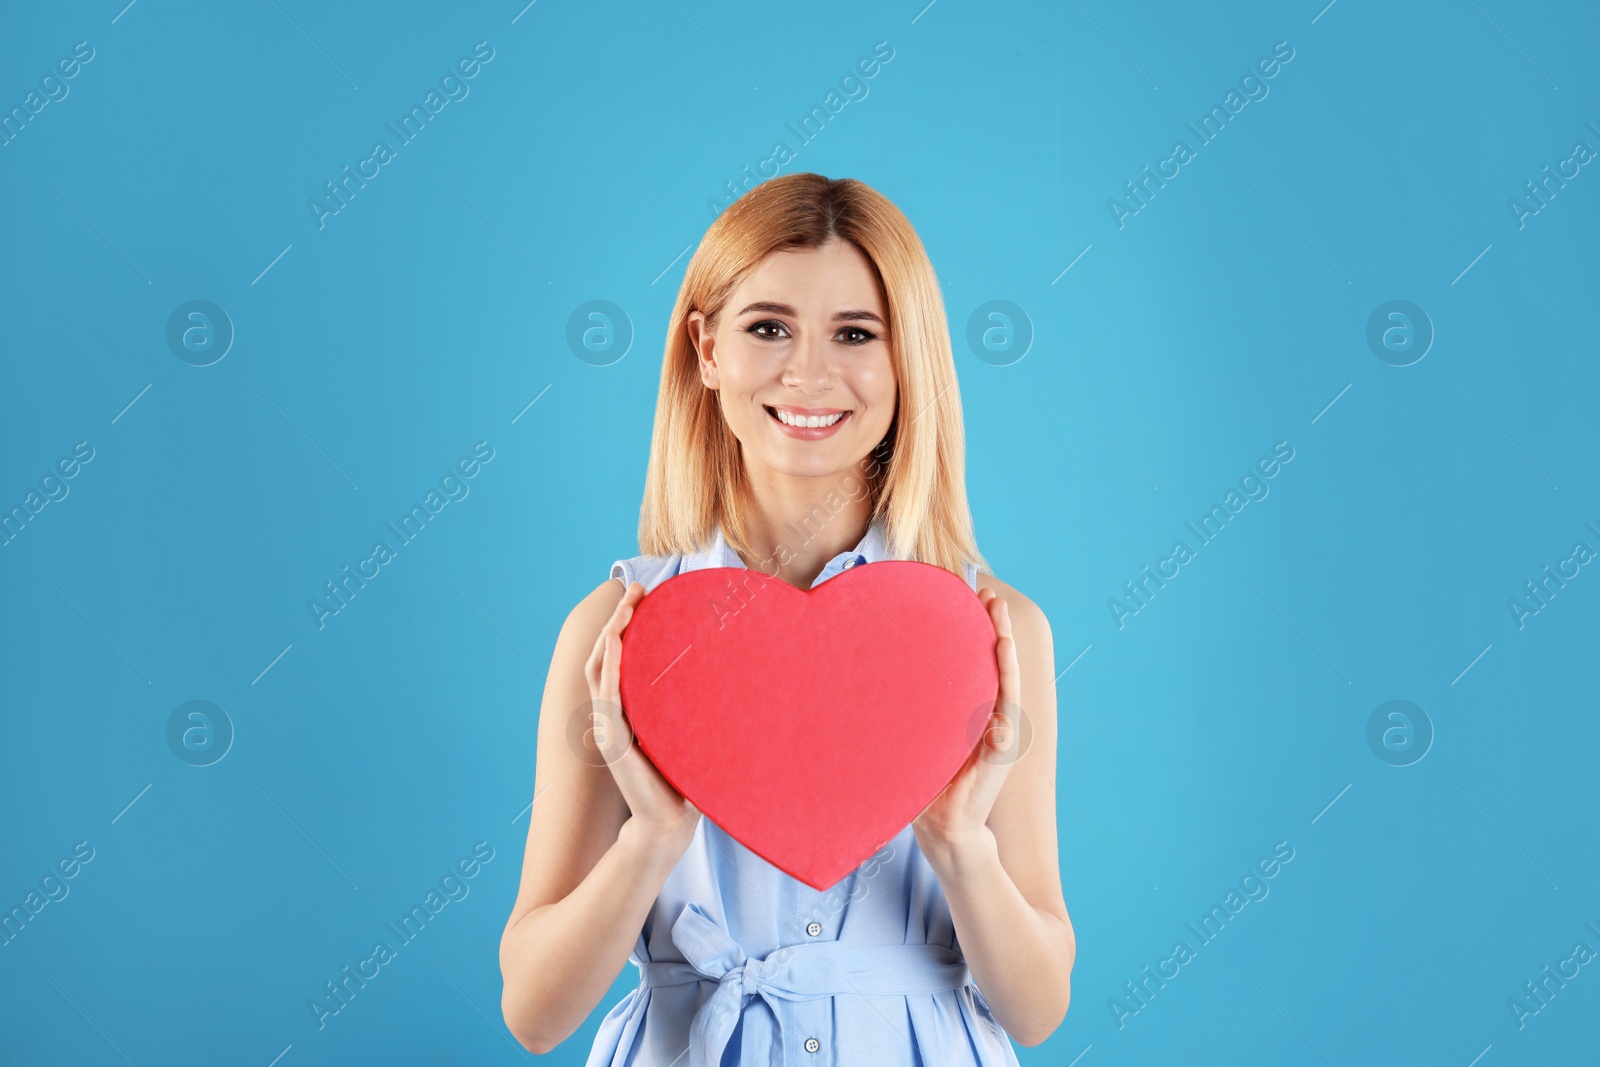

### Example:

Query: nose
xmin=780 ymin=328 xmax=831 ymax=394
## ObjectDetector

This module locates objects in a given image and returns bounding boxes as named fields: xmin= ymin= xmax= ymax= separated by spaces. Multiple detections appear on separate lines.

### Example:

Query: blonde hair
xmin=638 ymin=172 xmax=986 ymax=580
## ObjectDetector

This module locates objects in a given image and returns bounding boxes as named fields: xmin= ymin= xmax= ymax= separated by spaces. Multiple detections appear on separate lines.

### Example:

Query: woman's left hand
xmin=911 ymin=586 xmax=1024 ymax=866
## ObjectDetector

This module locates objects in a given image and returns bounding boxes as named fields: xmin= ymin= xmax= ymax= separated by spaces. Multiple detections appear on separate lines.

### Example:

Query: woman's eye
xmin=745 ymin=321 xmax=876 ymax=344
xmin=748 ymin=320 xmax=788 ymax=339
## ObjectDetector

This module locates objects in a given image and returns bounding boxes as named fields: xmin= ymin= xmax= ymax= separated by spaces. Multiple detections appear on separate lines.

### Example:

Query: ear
xmin=687 ymin=311 xmax=720 ymax=389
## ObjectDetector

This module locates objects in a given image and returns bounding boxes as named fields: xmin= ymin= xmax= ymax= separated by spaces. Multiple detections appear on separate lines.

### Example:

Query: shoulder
xmin=556 ymin=546 xmax=685 ymax=647
xmin=975 ymin=572 xmax=1053 ymax=647
xmin=555 ymin=579 xmax=627 ymax=654
xmin=568 ymin=577 xmax=627 ymax=625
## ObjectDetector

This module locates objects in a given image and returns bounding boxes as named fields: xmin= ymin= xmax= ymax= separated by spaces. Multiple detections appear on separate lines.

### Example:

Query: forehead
xmin=728 ymin=239 xmax=885 ymax=313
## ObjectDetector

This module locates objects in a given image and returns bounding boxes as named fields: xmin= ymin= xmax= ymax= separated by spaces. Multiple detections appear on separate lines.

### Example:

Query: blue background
xmin=2 ymin=0 xmax=1597 ymax=1063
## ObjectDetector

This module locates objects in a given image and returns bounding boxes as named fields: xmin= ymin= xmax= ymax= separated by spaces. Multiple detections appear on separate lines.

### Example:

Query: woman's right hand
xmin=583 ymin=581 xmax=701 ymax=855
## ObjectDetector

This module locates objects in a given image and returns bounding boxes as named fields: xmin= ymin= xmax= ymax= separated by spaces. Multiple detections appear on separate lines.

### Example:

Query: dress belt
xmin=640 ymin=902 xmax=972 ymax=1067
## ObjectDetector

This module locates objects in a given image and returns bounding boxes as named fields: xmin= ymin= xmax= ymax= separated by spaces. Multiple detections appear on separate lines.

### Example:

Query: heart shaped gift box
xmin=618 ymin=560 xmax=999 ymax=890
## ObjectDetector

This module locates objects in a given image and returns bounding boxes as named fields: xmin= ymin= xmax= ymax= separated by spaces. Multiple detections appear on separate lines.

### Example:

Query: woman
xmin=499 ymin=173 xmax=1074 ymax=1062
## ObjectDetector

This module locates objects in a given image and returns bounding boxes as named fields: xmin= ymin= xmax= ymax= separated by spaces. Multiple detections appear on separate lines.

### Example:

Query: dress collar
xmin=681 ymin=518 xmax=890 ymax=590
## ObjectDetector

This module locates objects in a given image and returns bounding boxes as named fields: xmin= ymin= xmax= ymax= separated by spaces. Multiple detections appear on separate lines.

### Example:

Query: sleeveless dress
xmin=585 ymin=520 xmax=1022 ymax=1067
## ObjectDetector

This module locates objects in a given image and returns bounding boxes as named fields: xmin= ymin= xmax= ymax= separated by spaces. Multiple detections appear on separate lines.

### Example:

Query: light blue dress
xmin=586 ymin=520 xmax=1022 ymax=1067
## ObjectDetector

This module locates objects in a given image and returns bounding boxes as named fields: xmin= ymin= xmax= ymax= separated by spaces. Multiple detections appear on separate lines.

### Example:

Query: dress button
xmin=806 ymin=921 xmax=822 ymax=937
xmin=842 ymin=558 xmax=855 ymax=569
xmin=804 ymin=1037 xmax=821 ymax=1053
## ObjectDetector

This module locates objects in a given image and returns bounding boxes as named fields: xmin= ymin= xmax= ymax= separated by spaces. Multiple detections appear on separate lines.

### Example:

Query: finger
xmin=618 ymin=582 xmax=646 ymax=624
xmin=995 ymin=631 xmax=1022 ymax=707
xmin=983 ymin=592 xmax=1003 ymax=640
xmin=983 ymin=705 xmax=1009 ymax=749
xmin=962 ymin=706 xmax=1018 ymax=804
xmin=587 ymin=591 xmax=632 ymax=688
xmin=584 ymin=628 xmax=605 ymax=689
xmin=599 ymin=630 xmax=623 ymax=702
xmin=598 ymin=584 xmax=645 ymax=659
xmin=587 ymin=697 xmax=626 ymax=763
xmin=614 ymin=599 xmax=641 ymax=641
xmin=588 ymin=583 xmax=643 ymax=703
xmin=989 ymin=595 xmax=1019 ymax=683
xmin=985 ymin=701 xmax=1022 ymax=762
xmin=989 ymin=592 xmax=1011 ymax=636
xmin=603 ymin=587 xmax=639 ymax=641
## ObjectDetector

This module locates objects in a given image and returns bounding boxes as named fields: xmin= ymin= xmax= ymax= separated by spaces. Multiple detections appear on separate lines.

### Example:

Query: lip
xmin=764 ymin=404 xmax=851 ymax=440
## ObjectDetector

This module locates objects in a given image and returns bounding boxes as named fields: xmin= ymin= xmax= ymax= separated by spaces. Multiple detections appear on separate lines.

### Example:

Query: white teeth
xmin=774 ymin=409 xmax=844 ymax=428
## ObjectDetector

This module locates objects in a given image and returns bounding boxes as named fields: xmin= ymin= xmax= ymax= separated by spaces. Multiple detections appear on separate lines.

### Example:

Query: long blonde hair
xmin=638 ymin=172 xmax=986 ymax=579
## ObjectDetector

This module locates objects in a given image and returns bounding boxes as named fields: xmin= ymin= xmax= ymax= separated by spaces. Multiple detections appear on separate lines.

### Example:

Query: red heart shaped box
xmin=618 ymin=560 xmax=999 ymax=890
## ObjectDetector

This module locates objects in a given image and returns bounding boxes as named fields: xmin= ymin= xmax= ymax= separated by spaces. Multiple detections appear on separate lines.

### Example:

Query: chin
xmin=769 ymin=453 xmax=852 ymax=478
xmin=752 ymin=444 xmax=861 ymax=480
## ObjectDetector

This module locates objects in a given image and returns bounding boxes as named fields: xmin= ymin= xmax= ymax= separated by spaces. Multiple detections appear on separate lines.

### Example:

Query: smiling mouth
xmin=764 ymin=405 xmax=850 ymax=429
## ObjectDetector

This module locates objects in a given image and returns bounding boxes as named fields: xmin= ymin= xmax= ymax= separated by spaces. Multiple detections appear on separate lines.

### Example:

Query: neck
xmin=735 ymin=465 xmax=875 ymax=588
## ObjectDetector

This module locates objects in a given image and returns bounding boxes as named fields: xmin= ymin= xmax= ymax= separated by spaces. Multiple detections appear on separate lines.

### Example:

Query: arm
xmin=911 ymin=578 xmax=1074 ymax=1046
xmin=499 ymin=580 xmax=702 ymax=1054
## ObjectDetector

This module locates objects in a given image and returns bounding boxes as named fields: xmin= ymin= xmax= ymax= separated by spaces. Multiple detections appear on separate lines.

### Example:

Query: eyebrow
xmin=736 ymin=301 xmax=885 ymax=326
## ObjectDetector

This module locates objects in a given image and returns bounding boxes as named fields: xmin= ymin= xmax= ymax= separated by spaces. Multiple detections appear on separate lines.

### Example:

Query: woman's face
xmin=689 ymin=237 xmax=897 ymax=483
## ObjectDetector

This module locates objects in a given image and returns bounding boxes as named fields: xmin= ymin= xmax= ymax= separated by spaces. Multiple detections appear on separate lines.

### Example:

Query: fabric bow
xmin=671 ymin=902 xmax=800 ymax=1067
xmin=640 ymin=901 xmax=973 ymax=1067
